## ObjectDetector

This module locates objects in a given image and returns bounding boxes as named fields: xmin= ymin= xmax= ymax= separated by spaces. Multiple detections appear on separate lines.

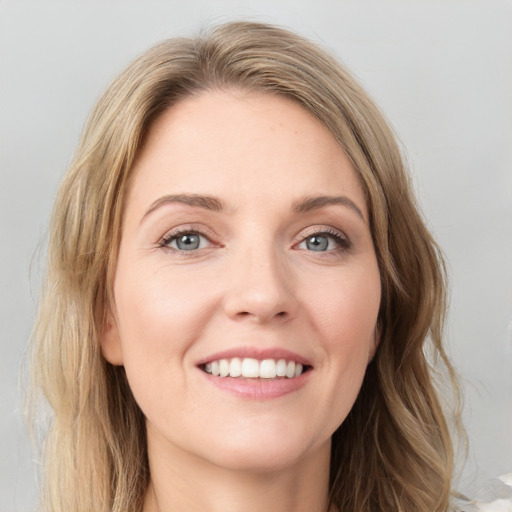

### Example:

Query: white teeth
xmin=286 ymin=361 xmax=296 ymax=379
xmin=276 ymin=359 xmax=287 ymax=377
xmin=260 ymin=359 xmax=277 ymax=379
xmin=219 ymin=359 xmax=229 ymax=377
xmin=241 ymin=358 xmax=260 ymax=378
xmin=229 ymin=357 xmax=242 ymax=377
xmin=202 ymin=357 xmax=307 ymax=379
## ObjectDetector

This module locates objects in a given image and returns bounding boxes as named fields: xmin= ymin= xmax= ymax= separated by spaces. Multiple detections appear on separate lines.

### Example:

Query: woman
xmin=29 ymin=21 xmax=462 ymax=511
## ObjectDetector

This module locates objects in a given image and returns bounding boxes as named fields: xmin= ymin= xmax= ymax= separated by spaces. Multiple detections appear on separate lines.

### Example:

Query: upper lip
xmin=196 ymin=346 xmax=312 ymax=367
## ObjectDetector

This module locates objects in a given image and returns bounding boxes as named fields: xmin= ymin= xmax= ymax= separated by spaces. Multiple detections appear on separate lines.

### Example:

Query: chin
xmin=200 ymin=429 xmax=330 ymax=474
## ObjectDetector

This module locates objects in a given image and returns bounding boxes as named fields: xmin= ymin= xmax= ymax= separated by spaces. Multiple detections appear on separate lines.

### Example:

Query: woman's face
xmin=101 ymin=90 xmax=381 ymax=472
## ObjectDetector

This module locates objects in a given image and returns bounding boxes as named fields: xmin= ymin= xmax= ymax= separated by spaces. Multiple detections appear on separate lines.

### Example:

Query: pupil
xmin=177 ymin=234 xmax=199 ymax=250
xmin=307 ymin=235 xmax=328 ymax=251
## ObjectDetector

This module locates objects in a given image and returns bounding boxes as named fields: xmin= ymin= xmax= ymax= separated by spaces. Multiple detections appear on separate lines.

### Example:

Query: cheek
xmin=115 ymin=262 xmax=213 ymax=344
xmin=301 ymin=262 xmax=380 ymax=417
xmin=112 ymin=263 xmax=217 ymax=387
xmin=305 ymin=264 xmax=381 ymax=350
xmin=111 ymin=264 xmax=219 ymax=422
xmin=308 ymin=270 xmax=380 ymax=429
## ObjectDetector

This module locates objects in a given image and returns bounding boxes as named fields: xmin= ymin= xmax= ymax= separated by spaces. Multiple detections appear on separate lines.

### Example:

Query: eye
xmin=296 ymin=230 xmax=350 ymax=252
xmin=161 ymin=230 xmax=211 ymax=251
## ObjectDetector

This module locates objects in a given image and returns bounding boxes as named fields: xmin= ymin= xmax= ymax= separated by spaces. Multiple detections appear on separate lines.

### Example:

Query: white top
xmin=458 ymin=474 xmax=512 ymax=512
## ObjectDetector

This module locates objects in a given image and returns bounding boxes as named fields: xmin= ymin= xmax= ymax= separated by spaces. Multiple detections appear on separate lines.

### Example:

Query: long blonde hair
xmin=28 ymin=21 xmax=462 ymax=511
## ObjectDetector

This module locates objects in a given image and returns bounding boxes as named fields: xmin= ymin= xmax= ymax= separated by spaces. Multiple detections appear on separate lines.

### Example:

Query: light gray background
xmin=1 ymin=1 xmax=511 ymax=510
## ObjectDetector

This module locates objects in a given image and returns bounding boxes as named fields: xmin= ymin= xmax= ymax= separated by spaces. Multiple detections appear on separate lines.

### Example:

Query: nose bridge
xmin=223 ymin=234 xmax=297 ymax=323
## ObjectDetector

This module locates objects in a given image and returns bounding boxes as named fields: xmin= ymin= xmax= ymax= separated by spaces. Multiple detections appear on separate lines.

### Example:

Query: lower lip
xmin=199 ymin=369 xmax=311 ymax=399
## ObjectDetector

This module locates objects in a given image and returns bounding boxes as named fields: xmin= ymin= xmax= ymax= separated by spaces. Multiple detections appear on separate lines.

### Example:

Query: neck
xmin=142 ymin=426 xmax=333 ymax=512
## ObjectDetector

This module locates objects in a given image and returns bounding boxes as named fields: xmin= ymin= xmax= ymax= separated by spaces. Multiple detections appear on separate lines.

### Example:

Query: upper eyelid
xmin=295 ymin=225 xmax=349 ymax=241
xmin=158 ymin=226 xmax=218 ymax=249
xmin=160 ymin=224 xmax=214 ymax=239
xmin=157 ymin=223 xmax=350 ymax=247
xmin=293 ymin=226 xmax=352 ymax=253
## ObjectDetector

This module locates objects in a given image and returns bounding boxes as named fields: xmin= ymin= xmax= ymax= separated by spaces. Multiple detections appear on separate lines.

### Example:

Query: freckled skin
xmin=101 ymin=90 xmax=381 ymax=511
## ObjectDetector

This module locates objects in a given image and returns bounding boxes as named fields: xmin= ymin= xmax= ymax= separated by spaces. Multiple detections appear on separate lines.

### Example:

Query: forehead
xmin=127 ymin=89 xmax=366 ymax=215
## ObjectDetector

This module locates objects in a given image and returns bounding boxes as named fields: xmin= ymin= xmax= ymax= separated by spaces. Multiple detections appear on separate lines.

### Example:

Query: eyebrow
xmin=141 ymin=194 xmax=224 ymax=223
xmin=141 ymin=193 xmax=365 ymax=223
xmin=292 ymin=195 xmax=366 ymax=222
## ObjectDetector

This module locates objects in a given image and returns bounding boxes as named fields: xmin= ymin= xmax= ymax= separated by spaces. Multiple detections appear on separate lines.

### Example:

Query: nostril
xmin=233 ymin=310 xmax=289 ymax=322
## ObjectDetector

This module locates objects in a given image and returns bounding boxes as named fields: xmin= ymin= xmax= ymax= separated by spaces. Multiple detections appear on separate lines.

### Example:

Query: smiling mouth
xmin=200 ymin=357 xmax=312 ymax=379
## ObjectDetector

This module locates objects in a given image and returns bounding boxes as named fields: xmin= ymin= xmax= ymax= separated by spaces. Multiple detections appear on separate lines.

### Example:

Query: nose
xmin=223 ymin=245 xmax=298 ymax=324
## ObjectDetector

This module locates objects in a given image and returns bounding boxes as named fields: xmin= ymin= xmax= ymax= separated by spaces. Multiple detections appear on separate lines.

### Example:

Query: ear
xmin=368 ymin=324 xmax=381 ymax=364
xmin=100 ymin=309 xmax=124 ymax=365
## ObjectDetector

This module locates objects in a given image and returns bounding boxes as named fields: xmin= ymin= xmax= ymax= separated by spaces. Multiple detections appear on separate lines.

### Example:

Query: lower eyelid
xmin=159 ymin=223 xmax=215 ymax=243
xmin=158 ymin=226 xmax=351 ymax=252
xmin=159 ymin=230 xmax=209 ymax=249
xmin=297 ymin=229 xmax=350 ymax=246
xmin=173 ymin=233 xmax=209 ymax=249
xmin=297 ymin=237 xmax=347 ymax=251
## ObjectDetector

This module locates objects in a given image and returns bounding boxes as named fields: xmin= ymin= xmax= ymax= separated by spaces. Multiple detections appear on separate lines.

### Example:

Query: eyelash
xmin=297 ymin=227 xmax=352 ymax=252
xmin=158 ymin=227 xmax=214 ymax=252
xmin=158 ymin=226 xmax=351 ymax=254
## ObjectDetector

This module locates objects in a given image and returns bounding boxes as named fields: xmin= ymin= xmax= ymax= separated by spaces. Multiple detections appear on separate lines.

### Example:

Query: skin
xmin=101 ymin=89 xmax=381 ymax=512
